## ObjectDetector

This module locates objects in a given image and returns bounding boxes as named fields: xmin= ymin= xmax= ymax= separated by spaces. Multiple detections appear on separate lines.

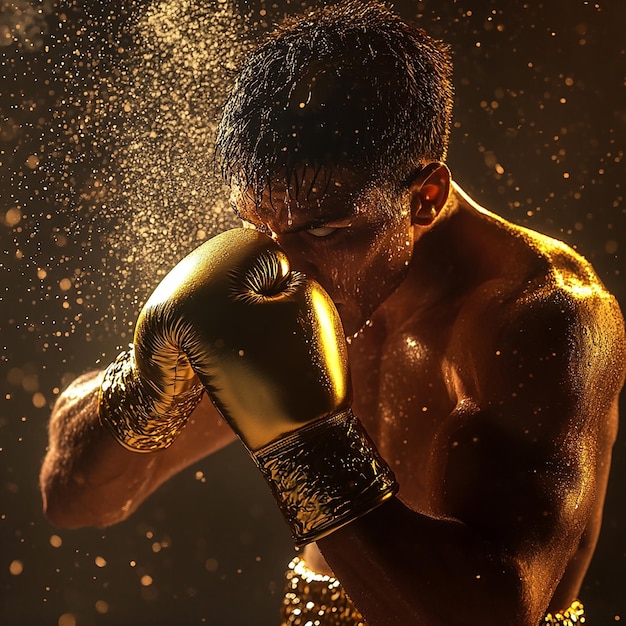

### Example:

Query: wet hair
xmin=215 ymin=0 xmax=453 ymax=198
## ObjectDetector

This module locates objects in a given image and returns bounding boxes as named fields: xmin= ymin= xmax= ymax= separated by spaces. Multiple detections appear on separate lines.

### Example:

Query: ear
xmin=409 ymin=163 xmax=451 ymax=226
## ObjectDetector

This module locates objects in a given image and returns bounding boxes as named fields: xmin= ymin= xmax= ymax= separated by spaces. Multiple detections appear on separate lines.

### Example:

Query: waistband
xmin=280 ymin=557 xmax=585 ymax=625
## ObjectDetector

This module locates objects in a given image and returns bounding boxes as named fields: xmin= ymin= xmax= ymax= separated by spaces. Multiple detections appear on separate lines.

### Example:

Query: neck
xmin=372 ymin=192 xmax=462 ymax=334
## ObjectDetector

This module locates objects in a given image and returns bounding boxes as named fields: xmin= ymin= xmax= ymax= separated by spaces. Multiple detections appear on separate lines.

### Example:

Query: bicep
xmin=432 ymin=290 xmax=623 ymax=577
xmin=432 ymin=401 xmax=596 ymax=554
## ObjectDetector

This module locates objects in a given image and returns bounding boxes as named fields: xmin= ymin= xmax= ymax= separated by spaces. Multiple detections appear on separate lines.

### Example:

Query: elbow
xmin=42 ymin=488 xmax=87 ymax=529
xmin=485 ymin=559 xmax=552 ymax=626
xmin=40 ymin=471 xmax=91 ymax=529
xmin=40 ymin=466 xmax=130 ymax=529
xmin=42 ymin=484 xmax=132 ymax=529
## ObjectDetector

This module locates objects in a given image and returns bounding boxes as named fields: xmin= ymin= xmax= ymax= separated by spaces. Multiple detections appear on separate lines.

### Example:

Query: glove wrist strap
xmin=98 ymin=347 xmax=204 ymax=452
xmin=252 ymin=409 xmax=398 ymax=547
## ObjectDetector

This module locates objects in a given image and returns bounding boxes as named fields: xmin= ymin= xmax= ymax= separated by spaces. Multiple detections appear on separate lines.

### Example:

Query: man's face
xmin=230 ymin=167 xmax=416 ymax=336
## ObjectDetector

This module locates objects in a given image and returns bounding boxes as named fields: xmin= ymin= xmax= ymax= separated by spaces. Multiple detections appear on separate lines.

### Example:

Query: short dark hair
xmin=215 ymin=0 xmax=453 ymax=197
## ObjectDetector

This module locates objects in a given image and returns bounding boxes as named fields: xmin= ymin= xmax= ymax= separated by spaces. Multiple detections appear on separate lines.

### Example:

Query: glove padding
xmin=100 ymin=228 xmax=397 ymax=544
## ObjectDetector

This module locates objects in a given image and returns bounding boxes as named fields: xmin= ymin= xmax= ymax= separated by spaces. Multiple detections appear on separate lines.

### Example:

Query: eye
xmin=305 ymin=218 xmax=353 ymax=238
xmin=307 ymin=226 xmax=338 ymax=237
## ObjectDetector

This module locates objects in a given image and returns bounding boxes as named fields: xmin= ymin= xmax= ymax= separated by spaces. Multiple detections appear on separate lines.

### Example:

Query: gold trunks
xmin=543 ymin=600 xmax=585 ymax=625
xmin=280 ymin=557 xmax=365 ymax=626
xmin=279 ymin=557 xmax=586 ymax=625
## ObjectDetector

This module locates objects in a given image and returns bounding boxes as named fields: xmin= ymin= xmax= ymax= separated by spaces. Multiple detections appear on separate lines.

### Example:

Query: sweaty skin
xmin=40 ymin=170 xmax=625 ymax=626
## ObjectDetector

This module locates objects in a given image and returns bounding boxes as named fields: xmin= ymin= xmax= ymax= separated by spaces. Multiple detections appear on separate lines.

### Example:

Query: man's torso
xmin=302 ymin=188 xmax=622 ymax=612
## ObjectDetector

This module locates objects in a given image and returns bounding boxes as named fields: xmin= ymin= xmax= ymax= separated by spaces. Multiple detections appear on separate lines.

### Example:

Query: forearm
xmin=40 ymin=371 xmax=237 ymax=528
xmin=40 ymin=371 xmax=161 ymax=527
xmin=318 ymin=497 xmax=537 ymax=626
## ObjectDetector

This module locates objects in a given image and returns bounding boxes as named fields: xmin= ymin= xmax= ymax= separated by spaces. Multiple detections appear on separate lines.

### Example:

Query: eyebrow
xmin=232 ymin=177 xmax=363 ymax=234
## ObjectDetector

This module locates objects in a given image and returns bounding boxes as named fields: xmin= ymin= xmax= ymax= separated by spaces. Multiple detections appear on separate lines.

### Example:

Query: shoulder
xmin=445 ymin=216 xmax=626 ymax=424
xmin=430 ymin=224 xmax=622 ymax=525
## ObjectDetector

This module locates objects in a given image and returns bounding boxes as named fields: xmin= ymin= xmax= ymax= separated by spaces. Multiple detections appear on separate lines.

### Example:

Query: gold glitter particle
xmin=57 ymin=613 xmax=76 ymax=626
xmin=95 ymin=600 xmax=109 ymax=614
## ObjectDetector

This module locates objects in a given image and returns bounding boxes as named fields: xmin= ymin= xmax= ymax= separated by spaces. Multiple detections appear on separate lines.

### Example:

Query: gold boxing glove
xmin=99 ymin=228 xmax=397 ymax=546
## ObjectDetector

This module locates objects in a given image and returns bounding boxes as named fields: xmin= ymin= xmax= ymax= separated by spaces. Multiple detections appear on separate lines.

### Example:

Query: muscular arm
xmin=40 ymin=370 xmax=236 ymax=528
xmin=318 ymin=285 xmax=625 ymax=626
xmin=319 ymin=401 xmax=615 ymax=626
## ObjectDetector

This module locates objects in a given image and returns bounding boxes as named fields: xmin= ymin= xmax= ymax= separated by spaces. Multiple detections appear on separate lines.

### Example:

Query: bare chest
xmin=348 ymin=326 xmax=455 ymax=512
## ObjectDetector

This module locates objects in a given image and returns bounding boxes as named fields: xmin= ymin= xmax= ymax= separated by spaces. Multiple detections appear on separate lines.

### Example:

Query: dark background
xmin=1 ymin=1 xmax=625 ymax=624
